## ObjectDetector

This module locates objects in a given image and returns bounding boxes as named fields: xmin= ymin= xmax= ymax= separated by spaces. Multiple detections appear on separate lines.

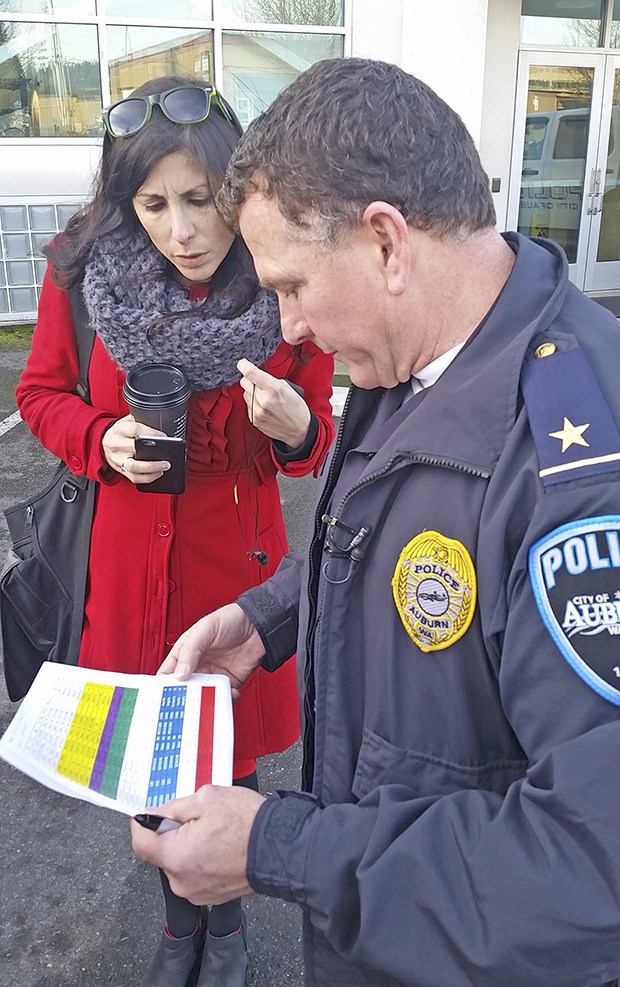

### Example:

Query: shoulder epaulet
xmin=521 ymin=337 xmax=620 ymax=486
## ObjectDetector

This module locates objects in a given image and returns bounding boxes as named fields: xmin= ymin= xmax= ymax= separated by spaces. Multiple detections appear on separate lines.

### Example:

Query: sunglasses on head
xmin=101 ymin=84 xmax=236 ymax=139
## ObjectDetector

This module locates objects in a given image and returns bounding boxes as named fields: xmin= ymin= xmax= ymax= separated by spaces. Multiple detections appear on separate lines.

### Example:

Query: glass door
xmin=583 ymin=53 xmax=620 ymax=289
xmin=508 ymin=50 xmax=606 ymax=289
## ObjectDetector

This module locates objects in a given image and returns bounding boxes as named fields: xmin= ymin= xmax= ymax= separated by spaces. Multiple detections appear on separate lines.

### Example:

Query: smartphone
xmin=134 ymin=435 xmax=187 ymax=494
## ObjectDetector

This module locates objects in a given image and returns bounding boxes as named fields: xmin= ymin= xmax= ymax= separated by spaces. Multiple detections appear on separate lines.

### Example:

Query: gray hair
xmin=218 ymin=57 xmax=496 ymax=247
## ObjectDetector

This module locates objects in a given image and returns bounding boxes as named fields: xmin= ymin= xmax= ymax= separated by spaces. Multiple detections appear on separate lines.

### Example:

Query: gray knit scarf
xmin=81 ymin=228 xmax=282 ymax=391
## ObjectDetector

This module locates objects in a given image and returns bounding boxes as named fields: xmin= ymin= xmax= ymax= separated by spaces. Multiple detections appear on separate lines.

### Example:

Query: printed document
xmin=0 ymin=663 xmax=233 ymax=815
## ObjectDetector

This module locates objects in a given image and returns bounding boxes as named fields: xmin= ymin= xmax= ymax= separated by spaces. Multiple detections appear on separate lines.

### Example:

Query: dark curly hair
xmin=46 ymin=75 xmax=259 ymax=318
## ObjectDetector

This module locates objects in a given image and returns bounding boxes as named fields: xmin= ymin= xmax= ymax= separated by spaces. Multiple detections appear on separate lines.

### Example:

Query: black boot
xmin=196 ymin=917 xmax=248 ymax=986
xmin=141 ymin=923 xmax=206 ymax=987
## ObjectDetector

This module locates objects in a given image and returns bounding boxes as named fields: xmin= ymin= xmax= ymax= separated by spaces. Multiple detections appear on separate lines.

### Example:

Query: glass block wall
xmin=0 ymin=201 xmax=84 ymax=324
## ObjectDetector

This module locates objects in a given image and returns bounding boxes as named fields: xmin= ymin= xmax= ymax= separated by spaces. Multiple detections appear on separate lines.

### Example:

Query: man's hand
xmin=237 ymin=358 xmax=311 ymax=448
xmin=158 ymin=603 xmax=266 ymax=696
xmin=130 ymin=785 xmax=265 ymax=904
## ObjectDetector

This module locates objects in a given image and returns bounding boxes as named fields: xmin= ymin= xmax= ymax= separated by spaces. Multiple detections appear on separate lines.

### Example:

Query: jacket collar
xmin=343 ymin=233 xmax=569 ymax=471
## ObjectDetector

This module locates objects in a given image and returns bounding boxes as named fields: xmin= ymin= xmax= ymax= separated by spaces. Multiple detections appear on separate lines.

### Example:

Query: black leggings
xmin=160 ymin=770 xmax=259 ymax=939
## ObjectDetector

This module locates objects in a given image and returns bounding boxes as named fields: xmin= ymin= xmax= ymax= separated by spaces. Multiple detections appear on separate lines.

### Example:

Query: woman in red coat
xmin=16 ymin=75 xmax=334 ymax=987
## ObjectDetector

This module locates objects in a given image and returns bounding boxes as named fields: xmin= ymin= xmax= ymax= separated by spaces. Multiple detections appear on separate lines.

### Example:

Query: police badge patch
xmin=529 ymin=516 xmax=620 ymax=705
xmin=391 ymin=530 xmax=476 ymax=652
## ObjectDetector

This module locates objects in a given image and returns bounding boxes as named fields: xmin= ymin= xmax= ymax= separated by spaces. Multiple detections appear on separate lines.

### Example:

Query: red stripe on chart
xmin=195 ymin=686 xmax=216 ymax=788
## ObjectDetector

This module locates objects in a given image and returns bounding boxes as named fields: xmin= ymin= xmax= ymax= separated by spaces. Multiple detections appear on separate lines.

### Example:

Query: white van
xmin=518 ymin=106 xmax=620 ymax=260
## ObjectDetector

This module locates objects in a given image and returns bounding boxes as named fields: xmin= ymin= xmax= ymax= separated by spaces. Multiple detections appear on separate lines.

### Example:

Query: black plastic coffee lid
xmin=123 ymin=363 xmax=190 ymax=404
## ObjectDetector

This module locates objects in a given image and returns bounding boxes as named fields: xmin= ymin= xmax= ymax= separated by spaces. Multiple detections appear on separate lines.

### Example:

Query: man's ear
xmin=362 ymin=201 xmax=411 ymax=295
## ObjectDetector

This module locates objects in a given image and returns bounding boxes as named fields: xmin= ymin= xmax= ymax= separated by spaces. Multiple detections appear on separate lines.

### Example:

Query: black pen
xmin=134 ymin=813 xmax=182 ymax=833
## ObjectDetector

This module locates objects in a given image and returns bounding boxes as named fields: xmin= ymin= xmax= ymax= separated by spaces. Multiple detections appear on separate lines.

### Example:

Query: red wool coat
xmin=16 ymin=269 xmax=335 ymax=766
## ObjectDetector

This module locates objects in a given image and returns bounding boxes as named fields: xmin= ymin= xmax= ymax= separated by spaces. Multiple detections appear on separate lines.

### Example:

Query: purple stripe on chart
xmin=89 ymin=687 xmax=124 ymax=792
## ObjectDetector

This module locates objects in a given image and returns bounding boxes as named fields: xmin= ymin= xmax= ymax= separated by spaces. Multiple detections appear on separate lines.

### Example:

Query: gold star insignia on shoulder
xmin=549 ymin=417 xmax=591 ymax=453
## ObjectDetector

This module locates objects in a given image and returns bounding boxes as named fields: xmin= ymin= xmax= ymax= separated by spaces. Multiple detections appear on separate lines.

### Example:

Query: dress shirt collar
xmin=410 ymin=342 xmax=465 ymax=395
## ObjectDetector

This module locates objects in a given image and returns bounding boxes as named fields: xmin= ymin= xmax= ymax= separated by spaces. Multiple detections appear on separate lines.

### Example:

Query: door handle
xmin=521 ymin=168 xmax=539 ymax=176
xmin=588 ymin=167 xmax=597 ymax=196
xmin=592 ymin=168 xmax=603 ymax=195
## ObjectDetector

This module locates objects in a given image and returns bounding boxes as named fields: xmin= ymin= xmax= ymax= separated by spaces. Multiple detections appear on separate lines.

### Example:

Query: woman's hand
xmin=102 ymin=414 xmax=170 ymax=484
xmin=237 ymin=358 xmax=311 ymax=448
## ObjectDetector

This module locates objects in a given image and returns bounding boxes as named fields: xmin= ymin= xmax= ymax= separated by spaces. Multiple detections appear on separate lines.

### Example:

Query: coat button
xmin=68 ymin=455 xmax=83 ymax=471
xmin=168 ymin=579 xmax=176 ymax=592
xmin=165 ymin=633 xmax=178 ymax=646
xmin=157 ymin=522 xmax=171 ymax=537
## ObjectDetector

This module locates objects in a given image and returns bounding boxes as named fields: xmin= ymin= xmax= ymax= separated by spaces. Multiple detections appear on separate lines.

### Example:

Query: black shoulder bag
xmin=0 ymin=285 xmax=97 ymax=701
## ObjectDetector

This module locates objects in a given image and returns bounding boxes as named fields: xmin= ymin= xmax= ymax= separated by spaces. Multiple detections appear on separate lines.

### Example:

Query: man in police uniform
xmin=132 ymin=59 xmax=620 ymax=986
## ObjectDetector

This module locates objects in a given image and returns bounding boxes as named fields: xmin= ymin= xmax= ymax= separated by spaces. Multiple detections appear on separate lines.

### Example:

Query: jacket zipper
xmin=302 ymin=386 xmax=354 ymax=790
xmin=351 ymin=451 xmax=494 ymax=488
xmin=302 ymin=390 xmax=494 ymax=790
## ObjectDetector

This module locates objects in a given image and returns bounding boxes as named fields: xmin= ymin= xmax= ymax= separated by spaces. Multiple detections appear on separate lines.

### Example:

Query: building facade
xmin=1 ymin=0 xmax=620 ymax=323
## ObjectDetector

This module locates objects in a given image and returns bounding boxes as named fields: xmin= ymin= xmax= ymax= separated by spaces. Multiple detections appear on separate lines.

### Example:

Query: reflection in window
xmin=0 ymin=22 xmax=101 ymax=137
xmin=104 ymin=0 xmax=212 ymax=16
xmin=107 ymin=27 xmax=215 ymax=110
xmin=521 ymin=0 xmax=604 ymax=47
xmin=610 ymin=0 xmax=620 ymax=47
xmin=597 ymin=68 xmax=620 ymax=260
xmin=523 ymin=117 xmax=548 ymax=161
xmin=223 ymin=31 xmax=342 ymax=125
xmin=218 ymin=0 xmax=343 ymax=26
xmin=554 ymin=114 xmax=589 ymax=159
xmin=518 ymin=65 xmax=593 ymax=265
xmin=0 ymin=1 xmax=94 ymax=11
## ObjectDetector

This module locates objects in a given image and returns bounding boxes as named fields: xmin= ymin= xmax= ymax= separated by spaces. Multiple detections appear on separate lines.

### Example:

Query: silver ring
xmin=121 ymin=457 xmax=131 ymax=472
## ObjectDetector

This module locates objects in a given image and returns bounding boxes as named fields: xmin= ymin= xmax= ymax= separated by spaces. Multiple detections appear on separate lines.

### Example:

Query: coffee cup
xmin=122 ymin=363 xmax=191 ymax=438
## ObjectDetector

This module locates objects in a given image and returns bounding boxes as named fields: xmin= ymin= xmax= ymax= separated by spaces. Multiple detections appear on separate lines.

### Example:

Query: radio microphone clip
xmin=248 ymin=549 xmax=269 ymax=566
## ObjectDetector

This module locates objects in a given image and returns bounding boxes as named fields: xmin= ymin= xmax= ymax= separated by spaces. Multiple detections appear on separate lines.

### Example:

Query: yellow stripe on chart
xmin=57 ymin=683 xmax=116 ymax=786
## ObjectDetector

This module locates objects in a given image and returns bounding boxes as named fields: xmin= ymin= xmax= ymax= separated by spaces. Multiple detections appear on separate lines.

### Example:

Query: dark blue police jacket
xmin=241 ymin=233 xmax=620 ymax=987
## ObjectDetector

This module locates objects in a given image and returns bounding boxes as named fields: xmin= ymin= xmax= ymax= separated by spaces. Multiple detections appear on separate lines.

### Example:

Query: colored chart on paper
xmin=0 ymin=665 xmax=232 ymax=816
xmin=56 ymin=682 xmax=215 ymax=806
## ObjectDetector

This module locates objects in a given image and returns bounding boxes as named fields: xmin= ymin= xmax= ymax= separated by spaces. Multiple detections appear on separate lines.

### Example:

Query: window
xmin=104 ymin=0 xmax=212 ymax=15
xmin=610 ymin=0 xmax=620 ymax=46
xmin=1 ymin=1 xmax=95 ymax=11
xmin=107 ymin=27 xmax=215 ymax=112
xmin=553 ymin=113 xmax=589 ymax=159
xmin=223 ymin=30 xmax=344 ymax=122
xmin=521 ymin=0 xmax=605 ymax=47
xmin=0 ymin=0 xmax=349 ymax=319
xmin=0 ymin=21 xmax=101 ymax=137
xmin=523 ymin=116 xmax=549 ymax=160
xmin=217 ymin=0 xmax=344 ymax=27
xmin=0 ymin=3 xmax=347 ymax=139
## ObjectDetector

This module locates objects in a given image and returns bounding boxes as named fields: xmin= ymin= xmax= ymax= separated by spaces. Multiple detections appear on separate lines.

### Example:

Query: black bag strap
xmin=68 ymin=283 xmax=95 ymax=406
